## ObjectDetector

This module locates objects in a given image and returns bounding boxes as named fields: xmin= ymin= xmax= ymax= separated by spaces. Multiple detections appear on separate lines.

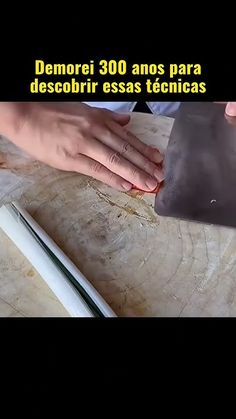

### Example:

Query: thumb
xmin=225 ymin=102 xmax=236 ymax=117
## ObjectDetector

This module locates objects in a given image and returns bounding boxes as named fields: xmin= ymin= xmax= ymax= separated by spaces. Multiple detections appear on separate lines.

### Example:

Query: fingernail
xmin=145 ymin=177 xmax=158 ymax=190
xmin=154 ymin=169 xmax=165 ymax=182
xmin=122 ymin=181 xmax=132 ymax=191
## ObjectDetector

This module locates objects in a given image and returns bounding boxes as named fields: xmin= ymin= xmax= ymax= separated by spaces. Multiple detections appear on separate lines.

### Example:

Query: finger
xmin=107 ymin=119 xmax=164 ymax=164
xmin=102 ymin=108 xmax=131 ymax=126
xmin=127 ymin=131 xmax=164 ymax=164
xmin=102 ymin=122 xmax=164 ymax=182
xmin=99 ymin=124 xmax=164 ymax=182
xmin=82 ymin=137 xmax=159 ymax=191
xmin=67 ymin=154 xmax=132 ymax=192
xmin=225 ymin=113 xmax=236 ymax=126
xmin=111 ymin=112 xmax=131 ymax=126
xmin=225 ymin=102 xmax=236 ymax=117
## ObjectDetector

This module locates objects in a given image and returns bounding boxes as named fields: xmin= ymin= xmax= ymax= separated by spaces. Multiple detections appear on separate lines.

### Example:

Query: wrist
xmin=0 ymin=102 xmax=32 ymax=140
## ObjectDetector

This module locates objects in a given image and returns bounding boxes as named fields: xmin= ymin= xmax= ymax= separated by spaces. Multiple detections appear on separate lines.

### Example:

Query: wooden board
xmin=1 ymin=111 xmax=236 ymax=317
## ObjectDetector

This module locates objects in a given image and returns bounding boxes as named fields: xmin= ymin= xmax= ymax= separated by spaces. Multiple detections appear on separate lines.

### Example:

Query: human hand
xmin=3 ymin=102 xmax=164 ymax=192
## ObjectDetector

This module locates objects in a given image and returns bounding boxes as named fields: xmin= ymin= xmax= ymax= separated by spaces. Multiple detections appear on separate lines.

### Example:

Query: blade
xmin=154 ymin=102 xmax=236 ymax=228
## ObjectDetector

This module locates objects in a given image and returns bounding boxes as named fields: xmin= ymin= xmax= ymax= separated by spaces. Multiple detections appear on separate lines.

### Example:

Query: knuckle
xmin=77 ymin=116 xmax=94 ymax=132
xmin=92 ymin=123 xmax=110 ymax=139
xmin=79 ymin=114 xmax=103 ymax=133
xmin=64 ymin=134 xmax=83 ymax=154
xmin=80 ymin=114 xmax=90 ymax=126
xmin=107 ymin=171 xmax=116 ymax=182
xmin=108 ymin=151 xmax=121 ymax=166
xmin=90 ymin=161 xmax=103 ymax=174
xmin=68 ymin=139 xmax=80 ymax=155
xmin=120 ymin=141 xmax=133 ymax=155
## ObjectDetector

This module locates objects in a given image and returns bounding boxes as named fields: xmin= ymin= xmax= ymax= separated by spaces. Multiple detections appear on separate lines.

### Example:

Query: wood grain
xmin=0 ymin=111 xmax=236 ymax=317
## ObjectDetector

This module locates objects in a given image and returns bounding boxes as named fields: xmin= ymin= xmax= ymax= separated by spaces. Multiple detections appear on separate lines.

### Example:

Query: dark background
xmin=0 ymin=31 xmax=234 ymax=404
xmin=1 ymin=37 xmax=235 ymax=101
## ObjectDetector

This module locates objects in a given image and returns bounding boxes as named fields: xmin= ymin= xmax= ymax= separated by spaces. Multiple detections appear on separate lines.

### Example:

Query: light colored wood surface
xmin=1 ymin=111 xmax=236 ymax=317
